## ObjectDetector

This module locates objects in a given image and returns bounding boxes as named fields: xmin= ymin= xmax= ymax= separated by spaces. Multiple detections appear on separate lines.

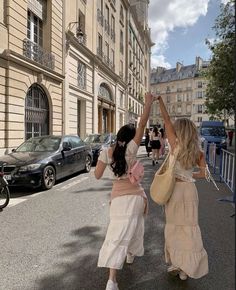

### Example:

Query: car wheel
xmin=84 ymin=155 xmax=91 ymax=173
xmin=42 ymin=165 xmax=56 ymax=190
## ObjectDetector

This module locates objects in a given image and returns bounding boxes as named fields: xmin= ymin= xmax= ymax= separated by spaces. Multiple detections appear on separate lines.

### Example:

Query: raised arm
xmin=192 ymin=151 xmax=207 ymax=179
xmin=133 ymin=92 xmax=154 ymax=146
xmin=156 ymin=96 xmax=177 ymax=151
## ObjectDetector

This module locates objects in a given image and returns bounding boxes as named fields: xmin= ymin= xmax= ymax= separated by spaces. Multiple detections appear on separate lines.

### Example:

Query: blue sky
xmin=149 ymin=0 xmax=226 ymax=68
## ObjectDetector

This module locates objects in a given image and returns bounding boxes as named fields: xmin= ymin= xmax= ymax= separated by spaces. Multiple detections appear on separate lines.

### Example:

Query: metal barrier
xmin=219 ymin=149 xmax=235 ymax=203
xmin=203 ymin=141 xmax=235 ymax=205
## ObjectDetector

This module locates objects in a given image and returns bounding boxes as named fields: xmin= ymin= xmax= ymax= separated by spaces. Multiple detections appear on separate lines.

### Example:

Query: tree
xmin=205 ymin=0 xmax=235 ymax=122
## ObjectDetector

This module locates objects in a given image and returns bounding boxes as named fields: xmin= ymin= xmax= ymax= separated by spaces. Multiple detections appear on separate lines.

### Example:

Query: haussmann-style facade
xmin=0 ymin=0 xmax=153 ymax=155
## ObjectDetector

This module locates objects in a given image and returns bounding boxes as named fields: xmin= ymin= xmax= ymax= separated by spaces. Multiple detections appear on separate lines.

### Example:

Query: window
xmin=177 ymin=95 xmax=181 ymax=102
xmin=119 ymin=91 xmax=123 ymax=107
xmin=197 ymin=81 xmax=202 ymax=88
xmin=196 ymin=91 xmax=203 ymax=99
xmin=119 ymin=60 xmax=123 ymax=76
xmin=78 ymin=61 xmax=86 ymax=90
xmin=187 ymin=104 xmax=191 ymax=113
xmin=105 ymin=42 xmax=109 ymax=58
xmin=25 ymin=84 xmax=49 ymax=140
xmin=98 ymin=33 xmax=102 ymax=55
xmin=177 ymin=105 xmax=182 ymax=113
xmin=27 ymin=10 xmax=43 ymax=45
xmin=111 ymin=49 xmax=115 ymax=66
xmin=197 ymin=104 xmax=203 ymax=113
xmin=120 ymin=30 xmax=123 ymax=54
xmin=78 ymin=10 xmax=85 ymax=34
xmin=70 ymin=136 xmax=84 ymax=148
xmin=111 ymin=15 xmax=115 ymax=40
xmin=120 ymin=5 xmax=124 ymax=22
xmin=105 ymin=5 xmax=109 ymax=33
xmin=167 ymin=95 xmax=170 ymax=103
xmin=198 ymin=117 xmax=202 ymax=123
xmin=98 ymin=0 xmax=103 ymax=11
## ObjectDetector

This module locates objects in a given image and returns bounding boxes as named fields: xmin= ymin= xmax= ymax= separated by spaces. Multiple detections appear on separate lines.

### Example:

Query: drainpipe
xmin=62 ymin=0 xmax=66 ymax=134
xmin=4 ymin=0 xmax=10 ymax=152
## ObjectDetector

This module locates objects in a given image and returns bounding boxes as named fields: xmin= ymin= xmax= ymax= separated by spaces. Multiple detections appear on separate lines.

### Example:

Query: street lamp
xmin=68 ymin=22 xmax=84 ymax=44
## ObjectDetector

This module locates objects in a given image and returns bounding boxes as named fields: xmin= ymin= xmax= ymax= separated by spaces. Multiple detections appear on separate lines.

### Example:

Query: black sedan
xmin=0 ymin=135 xmax=93 ymax=190
xmin=84 ymin=133 xmax=116 ymax=165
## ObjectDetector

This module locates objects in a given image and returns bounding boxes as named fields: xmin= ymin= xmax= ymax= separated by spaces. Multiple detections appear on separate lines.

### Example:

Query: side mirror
xmin=62 ymin=141 xmax=72 ymax=151
xmin=12 ymin=148 xmax=16 ymax=152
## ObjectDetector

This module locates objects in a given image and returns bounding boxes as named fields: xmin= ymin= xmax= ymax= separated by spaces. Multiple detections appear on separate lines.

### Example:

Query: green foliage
xmin=205 ymin=0 xmax=235 ymax=120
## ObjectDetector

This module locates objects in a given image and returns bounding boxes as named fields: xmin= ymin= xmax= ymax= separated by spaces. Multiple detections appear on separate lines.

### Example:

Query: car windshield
xmin=84 ymin=134 xmax=113 ymax=144
xmin=16 ymin=136 xmax=61 ymax=152
xmin=201 ymin=127 xmax=226 ymax=137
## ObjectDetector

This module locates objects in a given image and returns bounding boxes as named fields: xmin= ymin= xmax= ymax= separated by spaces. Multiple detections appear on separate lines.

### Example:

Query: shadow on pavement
xmin=35 ymin=225 xmax=106 ymax=290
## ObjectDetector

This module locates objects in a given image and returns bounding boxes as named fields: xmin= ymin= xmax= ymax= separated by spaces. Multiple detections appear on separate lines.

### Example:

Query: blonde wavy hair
xmin=174 ymin=118 xmax=202 ymax=169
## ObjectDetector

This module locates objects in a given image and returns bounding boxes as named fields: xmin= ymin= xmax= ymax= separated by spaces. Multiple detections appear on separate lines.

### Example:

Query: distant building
xmin=150 ymin=57 xmax=210 ymax=127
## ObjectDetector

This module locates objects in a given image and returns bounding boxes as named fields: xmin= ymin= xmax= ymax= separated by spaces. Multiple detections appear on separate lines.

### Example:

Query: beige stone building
xmin=65 ymin=0 xmax=153 ymax=137
xmin=0 ymin=0 xmax=64 ymax=155
xmin=150 ymin=57 xmax=210 ymax=128
xmin=0 ymin=0 xmax=152 ymax=154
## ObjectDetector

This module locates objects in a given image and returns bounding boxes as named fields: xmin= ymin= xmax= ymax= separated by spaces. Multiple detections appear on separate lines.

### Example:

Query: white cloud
xmin=221 ymin=0 xmax=229 ymax=4
xmin=151 ymin=54 xmax=172 ymax=69
xmin=149 ymin=0 xmax=210 ymax=68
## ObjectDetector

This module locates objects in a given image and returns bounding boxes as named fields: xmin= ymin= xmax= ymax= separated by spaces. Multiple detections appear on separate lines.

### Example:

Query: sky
xmin=148 ymin=0 xmax=228 ymax=69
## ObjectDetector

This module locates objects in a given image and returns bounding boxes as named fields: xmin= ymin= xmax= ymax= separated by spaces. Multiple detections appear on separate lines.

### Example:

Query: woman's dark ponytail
xmin=111 ymin=124 xmax=136 ymax=177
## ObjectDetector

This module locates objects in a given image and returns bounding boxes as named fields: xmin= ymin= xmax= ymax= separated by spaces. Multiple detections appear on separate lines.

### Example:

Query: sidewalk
xmin=115 ymin=147 xmax=235 ymax=290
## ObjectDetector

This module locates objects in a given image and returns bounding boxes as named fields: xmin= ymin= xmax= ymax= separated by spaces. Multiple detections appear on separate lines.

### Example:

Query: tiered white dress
xmin=97 ymin=140 xmax=146 ymax=270
xmin=164 ymin=161 xmax=209 ymax=278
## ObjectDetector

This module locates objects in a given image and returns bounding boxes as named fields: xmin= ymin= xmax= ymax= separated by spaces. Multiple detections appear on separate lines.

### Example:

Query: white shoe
xmin=167 ymin=265 xmax=180 ymax=276
xmin=126 ymin=253 xmax=135 ymax=264
xmin=179 ymin=271 xmax=188 ymax=280
xmin=105 ymin=279 xmax=119 ymax=290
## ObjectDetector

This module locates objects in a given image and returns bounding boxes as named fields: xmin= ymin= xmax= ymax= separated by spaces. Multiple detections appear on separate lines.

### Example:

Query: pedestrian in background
xmin=159 ymin=127 xmax=166 ymax=157
xmin=144 ymin=128 xmax=152 ymax=157
xmin=94 ymin=92 xmax=154 ymax=290
xmin=150 ymin=126 xmax=161 ymax=165
xmin=228 ymin=130 xmax=234 ymax=146
xmin=156 ymin=95 xmax=209 ymax=281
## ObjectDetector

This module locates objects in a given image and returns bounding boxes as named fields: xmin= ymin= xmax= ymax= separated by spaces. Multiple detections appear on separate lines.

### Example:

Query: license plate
xmin=4 ymin=175 xmax=11 ymax=181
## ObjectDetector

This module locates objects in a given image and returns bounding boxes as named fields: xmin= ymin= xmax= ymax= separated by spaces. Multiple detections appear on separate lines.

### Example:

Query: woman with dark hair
xmin=159 ymin=127 xmax=166 ymax=157
xmin=150 ymin=126 xmax=161 ymax=165
xmin=144 ymin=128 xmax=151 ymax=157
xmin=94 ymin=93 xmax=154 ymax=290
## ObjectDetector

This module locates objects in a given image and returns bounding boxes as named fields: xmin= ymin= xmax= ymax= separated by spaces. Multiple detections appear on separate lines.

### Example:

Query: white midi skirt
xmin=97 ymin=195 xmax=145 ymax=270
xmin=165 ymin=182 xmax=209 ymax=279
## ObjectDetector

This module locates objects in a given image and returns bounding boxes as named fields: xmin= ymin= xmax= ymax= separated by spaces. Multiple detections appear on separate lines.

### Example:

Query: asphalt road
xmin=0 ymin=146 xmax=234 ymax=290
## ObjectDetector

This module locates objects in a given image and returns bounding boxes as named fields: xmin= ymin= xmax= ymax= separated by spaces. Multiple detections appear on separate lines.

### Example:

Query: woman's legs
xmin=109 ymin=268 xmax=117 ymax=282
xmin=152 ymin=149 xmax=157 ymax=165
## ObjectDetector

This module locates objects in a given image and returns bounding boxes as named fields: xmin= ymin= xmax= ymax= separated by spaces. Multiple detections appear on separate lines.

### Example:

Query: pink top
xmin=98 ymin=140 xmax=148 ymax=213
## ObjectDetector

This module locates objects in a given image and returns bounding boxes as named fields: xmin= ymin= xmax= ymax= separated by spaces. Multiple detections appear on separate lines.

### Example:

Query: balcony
xmin=110 ymin=29 xmax=116 ymax=42
xmin=97 ymin=9 xmax=104 ymax=26
xmin=96 ymin=48 xmax=115 ymax=71
xmin=104 ymin=19 xmax=110 ymax=35
xmin=23 ymin=39 xmax=55 ymax=70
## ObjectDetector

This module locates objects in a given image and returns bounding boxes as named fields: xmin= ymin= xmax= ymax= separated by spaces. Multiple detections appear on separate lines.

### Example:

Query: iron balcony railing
xmin=96 ymin=48 xmax=115 ymax=71
xmin=23 ymin=39 xmax=55 ymax=70
xmin=97 ymin=9 xmax=104 ymax=26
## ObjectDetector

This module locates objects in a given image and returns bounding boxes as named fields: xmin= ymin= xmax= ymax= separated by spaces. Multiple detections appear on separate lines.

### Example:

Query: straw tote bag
xmin=150 ymin=148 xmax=178 ymax=205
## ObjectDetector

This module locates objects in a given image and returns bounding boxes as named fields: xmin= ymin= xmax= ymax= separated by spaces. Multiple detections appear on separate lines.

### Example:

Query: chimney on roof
xmin=176 ymin=62 xmax=182 ymax=72
xmin=195 ymin=56 xmax=203 ymax=70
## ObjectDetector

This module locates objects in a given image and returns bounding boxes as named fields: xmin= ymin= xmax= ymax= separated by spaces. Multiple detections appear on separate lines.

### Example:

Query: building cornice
xmin=0 ymin=49 xmax=65 ymax=82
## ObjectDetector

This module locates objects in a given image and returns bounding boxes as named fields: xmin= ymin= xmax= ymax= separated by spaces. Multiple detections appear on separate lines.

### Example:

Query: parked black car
xmin=0 ymin=135 xmax=93 ymax=190
xmin=84 ymin=133 xmax=116 ymax=165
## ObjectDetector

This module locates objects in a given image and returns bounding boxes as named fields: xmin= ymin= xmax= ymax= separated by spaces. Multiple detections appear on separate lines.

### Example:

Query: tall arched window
xmin=98 ymin=83 xmax=113 ymax=101
xmin=25 ymin=84 xmax=49 ymax=140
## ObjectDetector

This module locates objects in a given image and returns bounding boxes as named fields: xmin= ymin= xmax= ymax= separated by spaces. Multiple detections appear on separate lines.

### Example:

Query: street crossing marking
xmin=8 ymin=198 xmax=27 ymax=207
xmin=56 ymin=176 xmax=89 ymax=191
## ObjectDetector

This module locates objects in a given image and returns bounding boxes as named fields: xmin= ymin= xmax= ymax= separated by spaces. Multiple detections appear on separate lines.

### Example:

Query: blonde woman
xmin=156 ymin=96 xmax=208 ymax=280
